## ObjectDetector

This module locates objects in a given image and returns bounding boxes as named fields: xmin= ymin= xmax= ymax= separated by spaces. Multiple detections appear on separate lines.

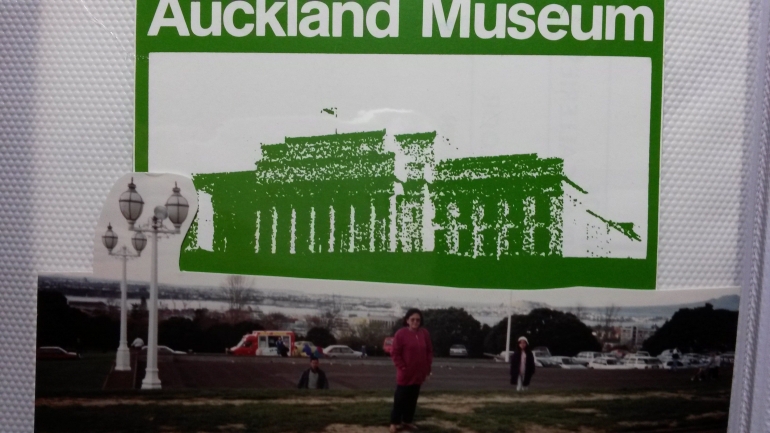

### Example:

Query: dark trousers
xmin=390 ymin=384 xmax=421 ymax=424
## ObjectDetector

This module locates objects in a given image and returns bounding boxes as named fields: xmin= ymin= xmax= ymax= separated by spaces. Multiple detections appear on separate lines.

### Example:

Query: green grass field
xmin=35 ymin=356 xmax=730 ymax=432
xmin=35 ymin=353 xmax=115 ymax=396
xmin=35 ymin=386 xmax=730 ymax=433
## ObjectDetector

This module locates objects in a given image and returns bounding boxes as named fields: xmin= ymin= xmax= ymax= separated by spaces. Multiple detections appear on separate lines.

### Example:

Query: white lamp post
xmin=102 ymin=224 xmax=146 ymax=371
xmin=118 ymin=178 xmax=189 ymax=390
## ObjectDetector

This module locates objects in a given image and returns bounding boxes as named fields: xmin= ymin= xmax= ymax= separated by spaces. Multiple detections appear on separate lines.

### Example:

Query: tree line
xmin=38 ymin=290 xmax=737 ymax=357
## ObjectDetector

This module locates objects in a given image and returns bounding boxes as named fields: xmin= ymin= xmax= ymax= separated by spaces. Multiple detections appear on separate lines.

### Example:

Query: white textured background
xmin=0 ymin=0 xmax=765 ymax=431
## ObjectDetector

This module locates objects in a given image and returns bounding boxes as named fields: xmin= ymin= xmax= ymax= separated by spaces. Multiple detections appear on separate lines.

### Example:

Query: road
xmin=121 ymin=354 xmax=731 ymax=391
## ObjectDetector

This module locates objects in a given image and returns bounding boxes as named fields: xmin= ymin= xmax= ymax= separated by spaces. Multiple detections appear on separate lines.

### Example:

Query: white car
xmin=550 ymin=357 xmax=587 ymax=369
xmin=682 ymin=353 xmax=708 ymax=367
xmin=657 ymin=349 xmax=683 ymax=364
xmin=449 ymin=344 xmax=468 ymax=357
xmin=142 ymin=345 xmax=186 ymax=355
xmin=572 ymin=351 xmax=602 ymax=366
xmin=588 ymin=358 xmax=632 ymax=370
xmin=623 ymin=357 xmax=663 ymax=370
xmin=324 ymin=345 xmax=363 ymax=358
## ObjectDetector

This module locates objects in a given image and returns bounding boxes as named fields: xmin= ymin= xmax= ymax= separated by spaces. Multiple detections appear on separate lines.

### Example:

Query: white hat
xmin=517 ymin=336 xmax=529 ymax=344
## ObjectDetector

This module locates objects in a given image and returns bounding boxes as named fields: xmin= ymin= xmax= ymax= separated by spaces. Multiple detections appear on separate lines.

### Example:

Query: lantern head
xmin=132 ymin=231 xmax=147 ymax=255
xmin=102 ymin=223 xmax=118 ymax=252
xmin=165 ymin=182 xmax=190 ymax=229
xmin=119 ymin=178 xmax=144 ymax=229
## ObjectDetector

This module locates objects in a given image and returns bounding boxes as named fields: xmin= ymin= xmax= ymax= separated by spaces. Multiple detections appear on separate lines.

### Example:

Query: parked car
xmin=36 ymin=346 xmax=80 ymax=360
xmin=449 ymin=344 xmax=468 ymax=357
xmin=682 ymin=353 xmax=708 ymax=367
xmin=662 ymin=360 xmax=686 ymax=370
xmin=623 ymin=354 xmax=646 ymax=362
xmin=572 ymin=351 xmax=602 ymax=366
xmin=599 ymin=352 xmax=620 ymax=360
xmin=142 ymin=345 xmax=186 ymax=355
xmin=720 ymin=352 xmax=735 ymax=365
xmin=635 ymin=351 xmax=651 ymax=357
xmin=643 ymin=358 xmax=664 ymax=369
xmin=588 ymin=358 xmax=632 ymax=370
xmin=549 ymin=357 xmax=587 ymax=369
xmin=536 ymin=355 xmax=560 ymax=368
xmin=491 ymin=350 xmax=514 ymax=363
xmin=623 ymin=356 xmax=662 ymax=369
xmin=657 ymin=349 xmax=682 ymax=364
xmin=324 ymin=345 xmax=363 ymax=358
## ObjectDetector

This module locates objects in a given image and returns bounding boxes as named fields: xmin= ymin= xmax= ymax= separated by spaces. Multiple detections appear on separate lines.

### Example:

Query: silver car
xmin=449 ymin=344 xmax=468 ymax=357
xmin=324 ymin=345 xmax=363 ymax=358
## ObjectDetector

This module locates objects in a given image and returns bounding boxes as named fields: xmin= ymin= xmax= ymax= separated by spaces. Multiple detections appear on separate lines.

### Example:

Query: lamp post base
xmin=115 ymin=346 xmax=131 ymax=371
xmin=141 ymin=369 xmax=162 ymax=390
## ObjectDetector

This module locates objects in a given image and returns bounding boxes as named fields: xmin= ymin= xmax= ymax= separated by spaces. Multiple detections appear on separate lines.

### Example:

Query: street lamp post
xmin=102 ymin=224 xmax=146 ymax=371
xmin=118 ymin=178 xmax=189 ymax=390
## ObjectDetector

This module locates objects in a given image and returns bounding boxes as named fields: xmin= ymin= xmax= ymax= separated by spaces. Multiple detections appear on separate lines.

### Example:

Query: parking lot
xmin=119 ymin=354 xmax=731 ymax=391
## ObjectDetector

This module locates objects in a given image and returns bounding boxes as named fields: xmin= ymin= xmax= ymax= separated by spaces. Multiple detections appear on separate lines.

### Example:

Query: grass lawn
xmin=35 ymin=384 xmax=731 ymax=433
xmin=35 ymin=353 xmax=115 ymax=396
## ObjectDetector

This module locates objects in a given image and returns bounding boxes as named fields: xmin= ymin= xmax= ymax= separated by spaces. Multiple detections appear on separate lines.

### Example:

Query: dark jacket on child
xmin=510 ymin=348 xmax=536 ymax=386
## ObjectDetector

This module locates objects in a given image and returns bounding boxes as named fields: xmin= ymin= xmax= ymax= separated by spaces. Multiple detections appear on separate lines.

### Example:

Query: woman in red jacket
xmin=389 ymin=308 xmax=433 ymax=433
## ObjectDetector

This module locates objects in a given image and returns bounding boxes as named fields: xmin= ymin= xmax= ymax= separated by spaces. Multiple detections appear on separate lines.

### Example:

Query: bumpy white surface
xmin=659 ymin=1 xmax=756 ymax=290
xmin=0 ymin=0 xmax=763 ymax=431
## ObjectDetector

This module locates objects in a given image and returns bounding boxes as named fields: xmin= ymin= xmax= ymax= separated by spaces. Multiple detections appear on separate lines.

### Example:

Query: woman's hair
xmin=402 ymin=308 xmax=424 ymax=327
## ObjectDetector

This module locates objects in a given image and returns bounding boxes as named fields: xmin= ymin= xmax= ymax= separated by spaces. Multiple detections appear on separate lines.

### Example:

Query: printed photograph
xmin=34 ymin=174 xmax=739 ymax=433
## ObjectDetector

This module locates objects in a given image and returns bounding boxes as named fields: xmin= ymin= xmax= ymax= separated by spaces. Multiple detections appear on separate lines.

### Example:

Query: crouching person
xmin=510 ymin=336 xmax=536 ymax=391
xmin=298 ymin=356 xmax=329 ymax=389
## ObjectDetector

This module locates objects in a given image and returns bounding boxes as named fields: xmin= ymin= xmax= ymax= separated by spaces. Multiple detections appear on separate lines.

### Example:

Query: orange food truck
xmin=227 ymin=330 xmax=297 ymax=356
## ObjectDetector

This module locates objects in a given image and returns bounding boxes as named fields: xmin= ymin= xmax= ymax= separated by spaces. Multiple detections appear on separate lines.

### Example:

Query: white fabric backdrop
xmin=0 ymin=0 xmax=766 ymax=431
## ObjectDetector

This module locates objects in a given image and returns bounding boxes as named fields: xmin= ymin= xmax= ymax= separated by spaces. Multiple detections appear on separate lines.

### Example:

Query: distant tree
xmin=158 ymin=317 xmax=197 ymax=352
xmin=195 ymin=320 xmax=263 ymax=353
xmin=320 ymin=295 xmax=343 ymax=332
xmin=260 ymin=312 xmax=293 ymax=330
xmin=304 ymin=315 xmax=326 ymax=329
xmin=220 ymin=275 xmax=261 ymax=319
xmin=421 ymin=308 xmax=486 ymax=357
xmin=37 ymin=290 xmax=119 ymax=352
xmin=474 ymin=324 xmax=492 ymax=357
xmin=340 ymin=321 xmax=391 ymax=355
xmin=484 ymin=308 xmax=600 ymax=357
xmin=37 ymin=290 xmax=85 ymax=349
xmin=602 ymin=304 xmax=620 ymax=330
xmin=572 ymin=304 xmax=585 ymax=321
xmin=307 ymin=327 xmax=337 ymax=348
xmin=642 ymin=303 xmax=738 ymax=355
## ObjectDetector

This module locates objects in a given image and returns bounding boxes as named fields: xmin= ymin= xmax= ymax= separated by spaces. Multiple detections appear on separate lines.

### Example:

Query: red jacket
xmin=391 ymin=327 xmax=433 ymax=386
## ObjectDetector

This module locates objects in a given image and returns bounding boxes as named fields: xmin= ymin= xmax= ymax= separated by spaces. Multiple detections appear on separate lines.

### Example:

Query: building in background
xmin=185 ymin=129 xmax=635 ymax=259
xmin=620 ymin=325 xmax=656 ymax=348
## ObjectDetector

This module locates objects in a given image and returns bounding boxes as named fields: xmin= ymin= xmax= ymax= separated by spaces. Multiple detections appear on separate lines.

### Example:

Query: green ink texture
xmin=181 ymin=130 xmax=647 ymax=289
